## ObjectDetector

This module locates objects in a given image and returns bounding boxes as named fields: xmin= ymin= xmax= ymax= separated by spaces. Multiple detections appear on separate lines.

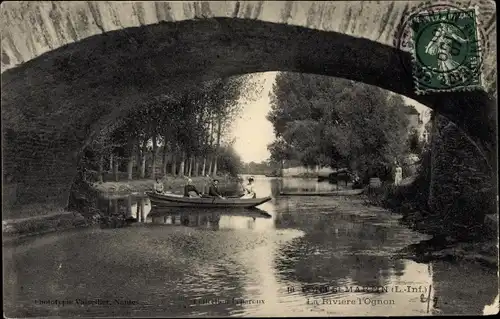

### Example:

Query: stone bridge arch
xmin=1 ymin=1 xmax=497 ymax=208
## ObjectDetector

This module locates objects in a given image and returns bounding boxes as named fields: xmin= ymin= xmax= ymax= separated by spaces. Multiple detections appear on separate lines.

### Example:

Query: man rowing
xmin=208 ymin=179 xmax=225 ymax=199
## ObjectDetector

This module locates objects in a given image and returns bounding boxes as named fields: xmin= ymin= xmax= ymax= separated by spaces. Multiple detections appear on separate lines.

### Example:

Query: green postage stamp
xmin=409 ymin=7 xmax=483 ymax=94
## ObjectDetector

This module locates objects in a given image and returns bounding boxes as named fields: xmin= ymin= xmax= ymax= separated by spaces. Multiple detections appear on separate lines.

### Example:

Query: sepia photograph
xmin=2 ymin=1 xmax=498 ymax=317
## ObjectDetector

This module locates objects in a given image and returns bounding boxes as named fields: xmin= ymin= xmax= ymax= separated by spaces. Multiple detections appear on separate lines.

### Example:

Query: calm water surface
xmin=3 ymin=177 xmax=498 ymax=317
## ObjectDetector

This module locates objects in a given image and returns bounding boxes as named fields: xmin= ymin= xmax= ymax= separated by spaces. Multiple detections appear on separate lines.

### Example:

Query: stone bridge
xmin=1 ymin=1 xmax=497 ymax=209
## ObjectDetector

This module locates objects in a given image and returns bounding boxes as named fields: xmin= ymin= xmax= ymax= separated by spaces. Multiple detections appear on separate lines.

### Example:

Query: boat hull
xmin=146 ymin=191 xmax=272 ymax=208
xmin=279 ymin=189 xmax=364 ymax=196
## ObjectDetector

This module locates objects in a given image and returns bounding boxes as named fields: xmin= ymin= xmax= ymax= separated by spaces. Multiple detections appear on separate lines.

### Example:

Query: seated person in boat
xmin=242 ymin=176 xmax=256 ymax=199
xmin=154 ymin=177 xmax=165 ymax=194
xmin=184 ymin=178 xmax=201 ymax=197
xmin=208 ymin=179 xmax=225 ymax=199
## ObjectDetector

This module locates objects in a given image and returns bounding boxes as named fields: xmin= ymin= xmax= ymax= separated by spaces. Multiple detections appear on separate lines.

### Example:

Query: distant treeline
xmin=240 ymin=161 xmax=278 ymax=175
xmin=239 ymin=159 xmax=308 ymax=176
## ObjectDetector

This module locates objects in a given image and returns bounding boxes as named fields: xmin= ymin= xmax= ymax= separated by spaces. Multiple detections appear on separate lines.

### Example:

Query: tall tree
xmin=78 ymin=74 xmax=263 ymax=183
xmin=268 ymin=73 xmax=410 ymax=181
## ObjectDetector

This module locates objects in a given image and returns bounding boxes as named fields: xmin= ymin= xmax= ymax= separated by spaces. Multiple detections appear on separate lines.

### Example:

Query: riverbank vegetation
xmin=367 ymin=113 xmax=496 ymax=240
xmin=365 ymin=114 xmax=497 ymax=267
xmin=2 ymin=210 xmax=89 ymax=242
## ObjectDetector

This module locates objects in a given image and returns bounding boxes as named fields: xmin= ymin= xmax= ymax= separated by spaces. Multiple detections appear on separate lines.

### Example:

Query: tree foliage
xmin=82 ymin=74 xmax=263 ymax=179
xmin=267 ymin=72 xmax=411 ymax=181
xmin=407 ymin=128 xmax=424 ymax=154
xmin=216 ymin=143 xmax=244 ymax=177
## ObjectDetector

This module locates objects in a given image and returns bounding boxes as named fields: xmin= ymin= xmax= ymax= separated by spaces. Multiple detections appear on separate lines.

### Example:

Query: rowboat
xmin=279 ymin=189 xmax=364 ymax=196
xmin=145 ymin=191 xmax=272 ymax=208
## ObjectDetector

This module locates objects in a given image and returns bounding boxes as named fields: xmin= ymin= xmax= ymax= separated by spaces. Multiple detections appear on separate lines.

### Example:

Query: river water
xmin=3 ymin=176 xmax=498 ymax=317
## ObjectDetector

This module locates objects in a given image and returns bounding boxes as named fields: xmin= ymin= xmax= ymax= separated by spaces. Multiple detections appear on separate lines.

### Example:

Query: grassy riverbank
xmin=2 ymin=196 xmax=101 ymax=242
xmin=91 ymin=175 xmax=240 ymax=195
xmin=2 ymin=210 xmax=91 ymax=243
xmin=3 ymin=203 xmax=68 ymax=221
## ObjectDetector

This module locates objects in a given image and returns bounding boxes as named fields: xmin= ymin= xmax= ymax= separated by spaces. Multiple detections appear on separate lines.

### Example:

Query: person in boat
xmin=242 ymin=176 xmax=256 ymax=199
xmin=208 ymin=179 xmax=225 ymax=199
xmin=154 ymin=177 xmax=164 ymax=194
xmin=184 ymin=178 xmax=201 ymax=197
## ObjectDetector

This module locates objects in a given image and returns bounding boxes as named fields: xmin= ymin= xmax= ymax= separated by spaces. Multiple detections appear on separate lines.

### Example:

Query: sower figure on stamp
xmin=424 ymin=23 xmax=468 ymax=84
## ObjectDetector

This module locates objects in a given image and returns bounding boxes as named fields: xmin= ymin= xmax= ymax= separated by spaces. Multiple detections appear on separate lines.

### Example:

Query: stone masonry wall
xmin=428 ymin=114 xmax=496 ymax=238
xmin=2 ymin=128 xmax=79 ymax=208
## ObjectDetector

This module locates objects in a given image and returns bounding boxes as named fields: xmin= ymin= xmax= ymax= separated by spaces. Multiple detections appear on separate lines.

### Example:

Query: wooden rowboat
xmin=146 ymin=191 xmax=272 ymax=208
xmin=279 ymin=189 xmax=364 ymax=196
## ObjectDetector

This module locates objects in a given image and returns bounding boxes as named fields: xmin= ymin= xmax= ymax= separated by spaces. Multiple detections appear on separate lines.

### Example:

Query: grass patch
xmin=2 ymin=203 xmax=69 ymax=221
xmin=2 ymin=212 xmax=89 ymax=238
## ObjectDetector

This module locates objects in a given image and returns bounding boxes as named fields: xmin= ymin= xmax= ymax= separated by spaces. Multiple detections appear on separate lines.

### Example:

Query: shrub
xmin=365 ymin=148 xmax=433 ymax=233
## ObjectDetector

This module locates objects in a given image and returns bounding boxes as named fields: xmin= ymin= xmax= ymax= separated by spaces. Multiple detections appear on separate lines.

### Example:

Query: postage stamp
xmin=408 ymin=7 xmax=484 ymax=94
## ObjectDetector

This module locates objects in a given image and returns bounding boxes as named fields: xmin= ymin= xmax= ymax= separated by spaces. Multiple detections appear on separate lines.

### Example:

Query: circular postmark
xmin=393 ymin=1 xmax=490 ymax=94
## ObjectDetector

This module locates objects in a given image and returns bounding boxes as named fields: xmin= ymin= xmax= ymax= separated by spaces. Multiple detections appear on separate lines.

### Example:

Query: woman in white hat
xmin=242 ymin=176 xmax=256 ymax=199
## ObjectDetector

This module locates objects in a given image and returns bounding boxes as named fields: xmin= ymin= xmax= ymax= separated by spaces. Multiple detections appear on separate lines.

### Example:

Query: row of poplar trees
xmin=84 ymin=75 xmax=262 ymax=182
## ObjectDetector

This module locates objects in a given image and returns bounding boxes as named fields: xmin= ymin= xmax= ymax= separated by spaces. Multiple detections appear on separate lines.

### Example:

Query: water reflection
xmin=97 ymin=194 xmax=274 ymax=230
xmin=3 ymin=176 xmax=497 ymax=317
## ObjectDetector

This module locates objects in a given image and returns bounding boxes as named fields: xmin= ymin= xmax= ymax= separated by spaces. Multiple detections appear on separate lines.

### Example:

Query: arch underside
xmin=1 ymin=18 xmax=497 ymax=207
